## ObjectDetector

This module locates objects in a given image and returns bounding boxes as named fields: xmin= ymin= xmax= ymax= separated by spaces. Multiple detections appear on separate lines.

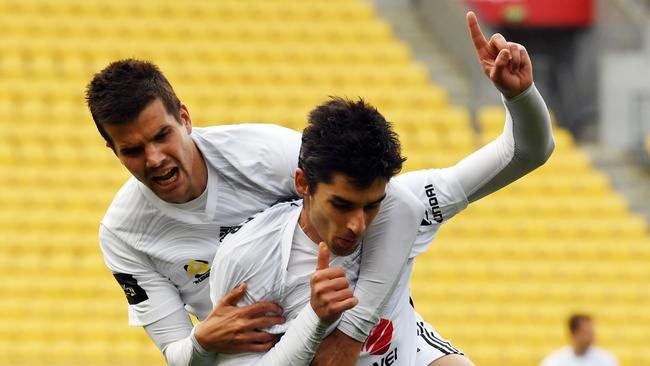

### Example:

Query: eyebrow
xmin=118 ymin=126 xmax=170 ymax=152
xmin=331 ymin=193 xmax=387 ymax=206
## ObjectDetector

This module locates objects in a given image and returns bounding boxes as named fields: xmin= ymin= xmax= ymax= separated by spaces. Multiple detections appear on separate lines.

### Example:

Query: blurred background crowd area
xmin=1 ymin=0 xmax=649 ymax=365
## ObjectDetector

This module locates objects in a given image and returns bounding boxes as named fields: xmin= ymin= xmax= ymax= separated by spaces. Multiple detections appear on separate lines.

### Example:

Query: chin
xmin=331 ymin=245 xmax=359 ymax=257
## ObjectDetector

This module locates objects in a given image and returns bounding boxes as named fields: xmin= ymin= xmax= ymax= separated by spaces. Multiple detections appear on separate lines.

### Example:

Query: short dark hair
xmin=299 ymin=97 xmax=405 ymax=191
xmin=85 ymin=59 xmax=182 ymax=146
xmin=569 ymin=314 xmax=592 ymax=334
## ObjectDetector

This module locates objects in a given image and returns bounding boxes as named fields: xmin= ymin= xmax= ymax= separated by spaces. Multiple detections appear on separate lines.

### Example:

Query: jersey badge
xmin=184 ymin=260 xmax=211 ymax=284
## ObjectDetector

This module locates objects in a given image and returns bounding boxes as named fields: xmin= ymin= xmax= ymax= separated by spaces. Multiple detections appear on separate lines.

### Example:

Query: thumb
xmin=218 ymin=282 xmax=247 ymax=307
xmin=316 ymin=242 xmax=330 ymax=270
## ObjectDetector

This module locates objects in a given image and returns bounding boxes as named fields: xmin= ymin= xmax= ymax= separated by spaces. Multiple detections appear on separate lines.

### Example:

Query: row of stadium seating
xmin=0 ymin=0 xmax=374 ymax=19
xmin=1 ymin=0 xmax=649 ymax=365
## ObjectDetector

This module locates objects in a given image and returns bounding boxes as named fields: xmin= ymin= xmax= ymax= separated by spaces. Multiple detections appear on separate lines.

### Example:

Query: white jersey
xmin=100 ymin=85 xmax=552 ymax=366
xmin=100 ymin=124 xmax=301 ymax=326
xmin=210 ymin=168 xmax=468 ymax=366
xmin=99 ymin=123 xmax=424 ymax=339
xmin=540 ymin=346 xmax=619 ymax=366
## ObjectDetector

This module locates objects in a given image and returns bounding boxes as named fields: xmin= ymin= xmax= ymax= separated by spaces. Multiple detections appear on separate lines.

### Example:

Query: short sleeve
xmin=99 ymin=224 xmax=185 ymax=326
xmin=260 ymin=125 xmax=302 ymax=198
xmin=393 ymin=168 xmax=469 ymax=255
xmin=195 ymin=124 xmax=302 ymax=200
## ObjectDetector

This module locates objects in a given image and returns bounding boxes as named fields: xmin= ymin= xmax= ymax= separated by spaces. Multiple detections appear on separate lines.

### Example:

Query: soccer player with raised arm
xmin=87 ymin=12 xmax=553 ymax=366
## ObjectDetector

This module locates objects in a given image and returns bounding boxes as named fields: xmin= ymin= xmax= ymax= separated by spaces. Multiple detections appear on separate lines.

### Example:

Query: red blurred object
xmin=466 ymin=0 xmax=594 ymax=27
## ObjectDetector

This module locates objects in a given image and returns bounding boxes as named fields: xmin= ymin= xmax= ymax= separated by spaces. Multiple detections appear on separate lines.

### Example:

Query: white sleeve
xmin=99 ymin=224 xmax=185 ymax=326
xmin=451 ymin=84 xmax=554 ymax=202
xmin=223 ymin=305 xmax=328 ymax=366
xmin=264 ymin=125 xmax=302 ymax=198
xmin=214 ymin=124 xmax=302 ymax=198
xmin=338 ymin=182 xmax=424 ymax=341
xmin=393 ymin=168 xmax=468 ymax=254
xmin=143 ymin=308 xmax=217 ymax=366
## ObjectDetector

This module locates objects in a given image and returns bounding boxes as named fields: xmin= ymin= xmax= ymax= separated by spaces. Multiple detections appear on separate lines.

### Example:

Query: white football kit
xmin=539 ymin=346 xmax=619 ymax=366
xmin=210 ymin=167 xmax=469 ymax=366
xmin=99 ymin=84 xmax=553 ymax=365
xmin=100 ymin=123 xmax=423 ymax=364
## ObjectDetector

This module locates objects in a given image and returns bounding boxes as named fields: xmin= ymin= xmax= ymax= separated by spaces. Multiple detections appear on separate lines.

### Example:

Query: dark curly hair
xmin=85 ymin=59 xmax=181 ymax=146
xmin=299 ymin=97 xmax=405 ymax=192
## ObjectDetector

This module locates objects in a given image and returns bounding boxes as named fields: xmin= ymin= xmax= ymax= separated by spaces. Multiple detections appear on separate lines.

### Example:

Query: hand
xmin=310 ymin=242 xmax=358 ymax=324
xmin=467 ymin=11 xmax=533 ymax=99
xmin=194 ymin=283 xmax=284 ymax=353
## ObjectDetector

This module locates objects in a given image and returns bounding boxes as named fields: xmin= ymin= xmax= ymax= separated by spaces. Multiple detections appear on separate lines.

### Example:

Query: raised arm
xmin=452 ymin=12 xmax=554 ymax=202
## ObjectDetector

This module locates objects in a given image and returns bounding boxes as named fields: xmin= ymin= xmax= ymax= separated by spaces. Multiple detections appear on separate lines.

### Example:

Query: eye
xmin=154 ymin=130 xmax=170 ymax=141
xmin=331 ymin=201 xmax=351 ymax=210
xmin=121 ymin=147 xmax=142 ymax=157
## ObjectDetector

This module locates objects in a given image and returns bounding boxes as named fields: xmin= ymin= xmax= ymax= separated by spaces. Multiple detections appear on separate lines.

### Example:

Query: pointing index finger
xmin=467 ymin=11 xmax=488 ymax=54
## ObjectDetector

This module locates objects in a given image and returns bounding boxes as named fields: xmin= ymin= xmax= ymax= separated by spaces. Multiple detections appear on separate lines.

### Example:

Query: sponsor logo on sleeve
xmin=364 ymin=318 xmax=394 ymax=355
xmin=364 ymin=318 xmax=399 ymax=365
xmin=184 ymin=260 xmax=210 ymax=284
xmin=421 ymin=184 xmax=443 ymax=226
xmin=113 ymin=273 xmax=148 ymax=305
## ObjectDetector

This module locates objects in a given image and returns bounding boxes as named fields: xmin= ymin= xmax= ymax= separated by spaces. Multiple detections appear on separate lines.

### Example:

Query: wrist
xmin=307 ymin=302 xmax=331 ymax=331
xmin=192 ymin=322 xmax=212 ymax=352
xmin=503 ymin=82 xmax=534 ymax=101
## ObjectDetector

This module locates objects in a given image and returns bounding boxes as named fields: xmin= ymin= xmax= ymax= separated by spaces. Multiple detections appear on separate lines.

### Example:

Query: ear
xmin=180 ymin=103 xmax=192 ymax=134
xmin=295 ymin=168 xmax=309 ymax=197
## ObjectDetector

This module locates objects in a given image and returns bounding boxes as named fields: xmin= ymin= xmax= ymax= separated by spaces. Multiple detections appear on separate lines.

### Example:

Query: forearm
xmin=454 ymin=84 xmax=555 ymax=202
xmin=162 ymin=328 xmax=218 ymax=366
xmin=218 ymin=305 xmax=328 ymax=366
xmin=310 ymin=330 xmax=362 ymax=366
xmin=255 ymin=305 xmax=328 ymax=365
xmin=144 ymin=309 xmax=217 ymax=366
xmin=337 ymin=184 xmax=422 ymax=342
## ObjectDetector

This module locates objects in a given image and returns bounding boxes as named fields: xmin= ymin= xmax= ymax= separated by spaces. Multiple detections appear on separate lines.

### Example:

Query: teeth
xmin=157 ymin=170 xmax=178 ymax=186
xmin=156 ymin=168 xmax=173 ymax=178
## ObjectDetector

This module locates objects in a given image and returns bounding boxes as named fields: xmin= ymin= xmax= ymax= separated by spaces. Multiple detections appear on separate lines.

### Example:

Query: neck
xmin=189 ymin=141 xmax=208 ymax=200
xmin=298 ymin=209 xmax=322 ymax=245
xmin=572 ymin=344 xmax=589 ymax=356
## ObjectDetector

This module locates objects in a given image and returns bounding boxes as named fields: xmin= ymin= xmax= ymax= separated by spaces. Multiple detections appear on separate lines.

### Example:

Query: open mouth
xmin=152 ymin=167 xmax=178 ymax=187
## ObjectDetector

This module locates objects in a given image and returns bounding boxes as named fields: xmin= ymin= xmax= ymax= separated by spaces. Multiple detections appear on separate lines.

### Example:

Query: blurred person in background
xmin=540 ymin=314 xmax=619 ymax=366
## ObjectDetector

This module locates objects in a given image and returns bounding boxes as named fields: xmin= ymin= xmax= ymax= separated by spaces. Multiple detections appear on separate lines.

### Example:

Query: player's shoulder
xmin=101 ymin=177 xmax=158 ymax=236
xmin=590 ymin=347 xmax=619 ymax=365
xmin=393 ymin=168 xmax=468 ymax=221
xmin=539 ymin=346 xmax=571 ymax=366
xmin=193 ymin=124 xmax=301 ymax=181
xmin=393 ymin=167 xmax=460 ymax=193
xmin=194 ymin=123 xmax=300 ymax=148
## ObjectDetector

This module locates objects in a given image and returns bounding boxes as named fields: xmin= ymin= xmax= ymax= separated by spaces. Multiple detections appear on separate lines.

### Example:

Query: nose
xmin=347 ymin=209 xmax=366 ymax=236
xmin=145 ymin=144 xmax=165 ymax=169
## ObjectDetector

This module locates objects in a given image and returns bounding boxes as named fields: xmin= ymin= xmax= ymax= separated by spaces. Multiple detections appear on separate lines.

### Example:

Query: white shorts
xmin=414 ymin=311 xmax=463 ymax=365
